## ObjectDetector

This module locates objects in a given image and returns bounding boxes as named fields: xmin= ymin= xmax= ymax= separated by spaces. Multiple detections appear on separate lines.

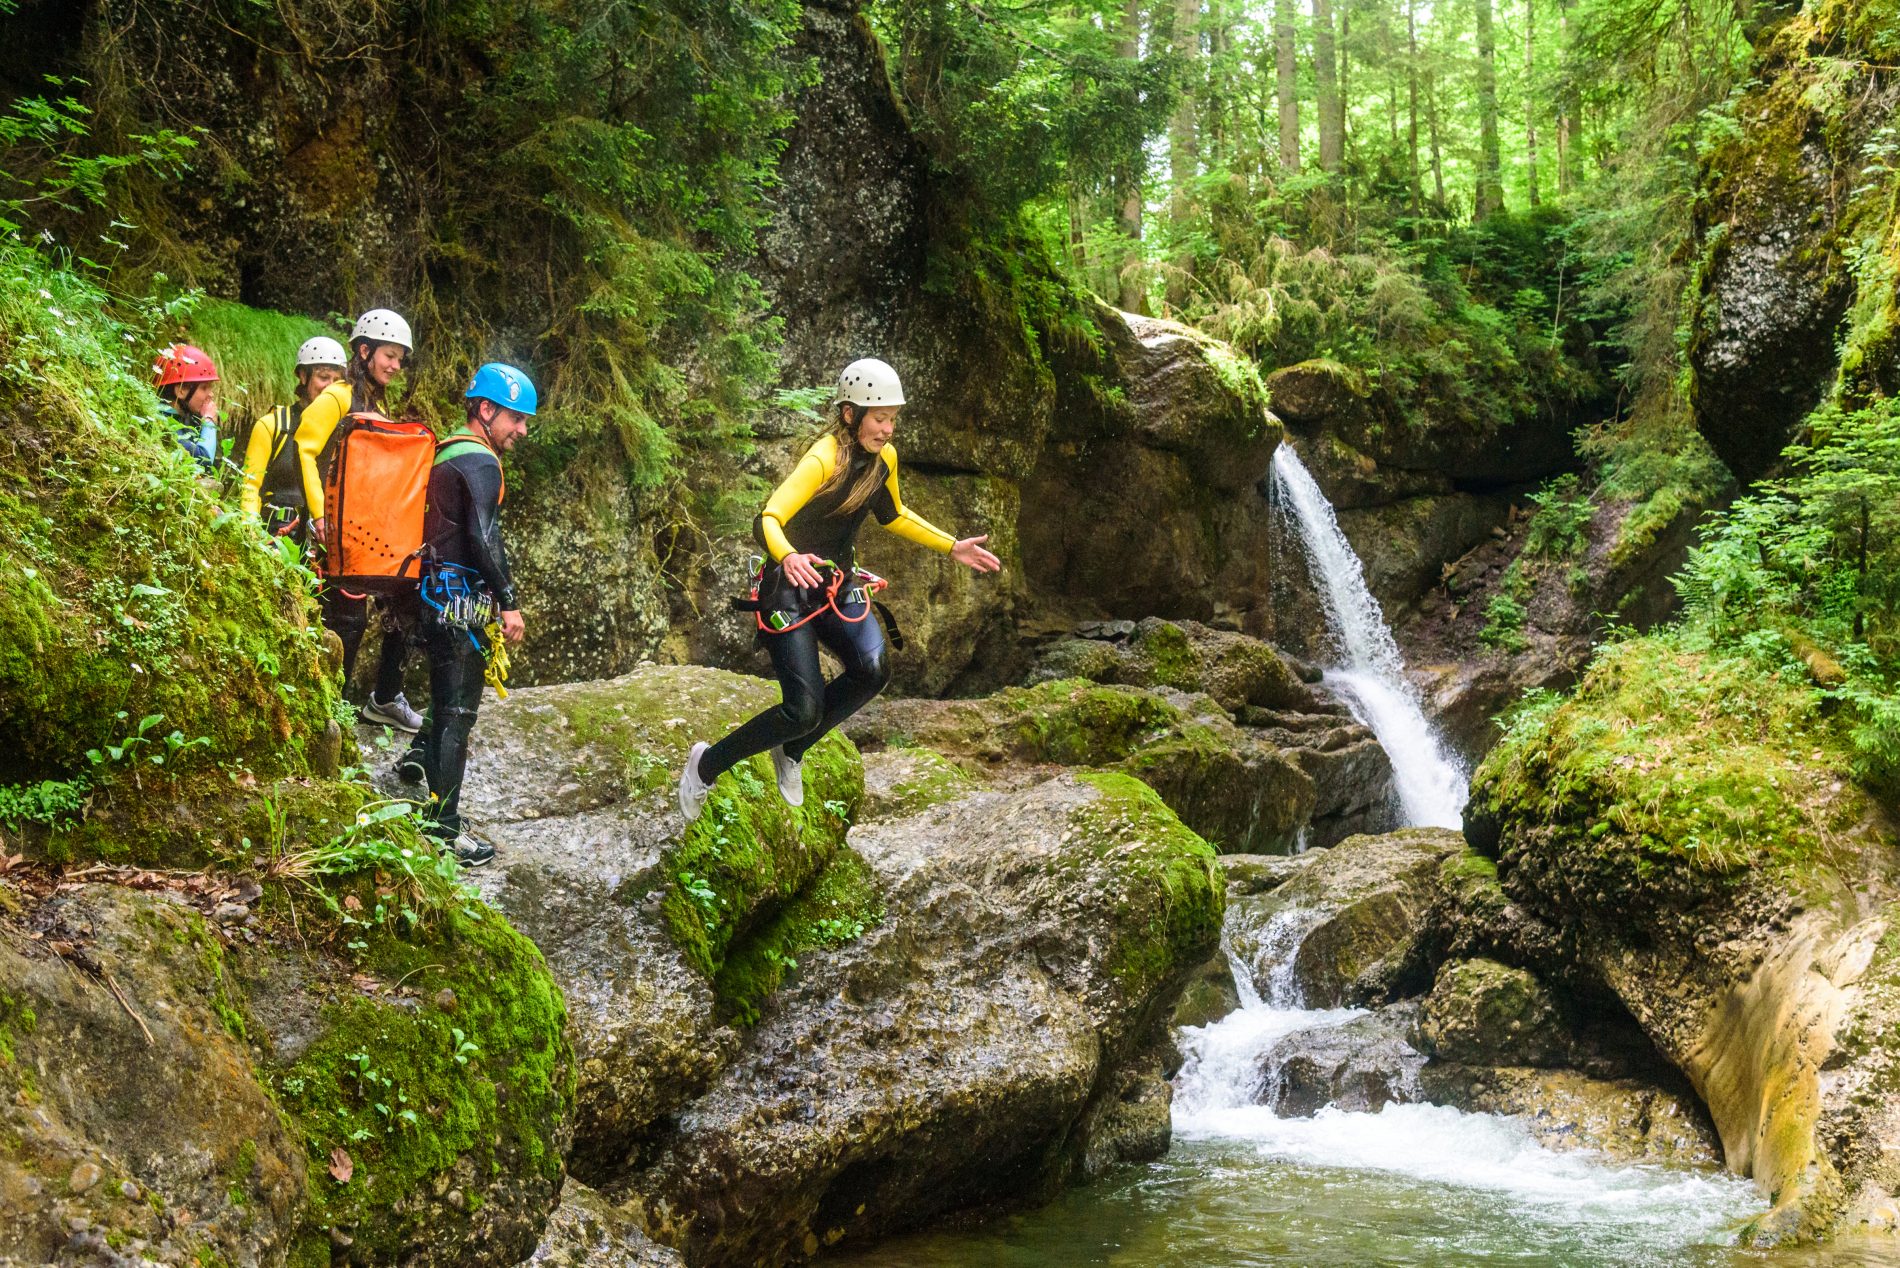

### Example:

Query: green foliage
xmin=1477 ymin=635 xmax=1872 ymax=877
xmin=1522 ymin=474 xmax=1594 ymax=560
xmin=0 ymin=777 xmax=86 ymax=831
xmin=713 ymin=846 xmax=885 ymax=1025
xmin=1673 ymin=399 xmax=1900 ymax=796
xmin=0 ymin=77 xmax=195 ymax=238
xmin=1481 ymin=563 xmax=1531 ymax=652
xmin=0 ymin=240 xmax=339 ymax=797
xmin=184 ymin=299 xmax=336 ymax=428
xmin=1192 ymin=214 xmax=1598 ymax=436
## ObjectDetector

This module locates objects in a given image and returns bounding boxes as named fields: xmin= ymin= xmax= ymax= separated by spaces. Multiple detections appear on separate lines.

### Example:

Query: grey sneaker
xmin=678 ymin=741 xmax=711 ymax=825
xmin=770 ymin=745 xmax=804 ymax=807
xmin=452 ymin=835 xmax=496 ymax=868
xmin=361 ymin=691 xmax=424 ymax=733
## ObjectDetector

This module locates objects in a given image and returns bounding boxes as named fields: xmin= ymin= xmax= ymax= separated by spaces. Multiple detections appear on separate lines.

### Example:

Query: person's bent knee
xmin=852 ymin=647 xmax=892 ymax=693
xmin=776 ymin=695 xmax=823 ymax=736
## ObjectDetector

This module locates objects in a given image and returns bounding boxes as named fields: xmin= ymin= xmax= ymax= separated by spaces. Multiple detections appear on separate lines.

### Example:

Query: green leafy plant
xmin=1523 ymin=474 xmax=1595 ymax=561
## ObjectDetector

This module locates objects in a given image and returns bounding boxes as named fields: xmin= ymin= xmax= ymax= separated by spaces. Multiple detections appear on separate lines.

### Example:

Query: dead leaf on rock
xmin=329 ymin=1147 xmax=353 ymax=1183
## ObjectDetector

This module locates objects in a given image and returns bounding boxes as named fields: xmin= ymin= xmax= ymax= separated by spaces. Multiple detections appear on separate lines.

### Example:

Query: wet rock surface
xmin=523 ymin=1182 xmax=685 ymax=1268
xmin=1227 ymin=829 xmax=1462 ymax=1008
xmin=619 ymin=773 xmax=1222 ymax=1264
xmin=1261 ymin=1003 xmax=1426 ymax=1117
xmin=426 ymin=664 xmax=860 ymax=1178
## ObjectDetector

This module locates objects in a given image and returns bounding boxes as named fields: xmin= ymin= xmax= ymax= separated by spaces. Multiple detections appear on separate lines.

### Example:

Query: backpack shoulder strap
xmin=263 ymin=405 xmax=295 ymax=466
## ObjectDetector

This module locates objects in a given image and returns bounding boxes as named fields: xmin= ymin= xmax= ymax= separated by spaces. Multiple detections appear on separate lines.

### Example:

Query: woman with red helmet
xmin=153 ymin=343 xmax=221 ymax=472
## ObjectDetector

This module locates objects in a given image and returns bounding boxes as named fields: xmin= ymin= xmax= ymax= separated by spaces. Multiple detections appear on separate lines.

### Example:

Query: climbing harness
xmin=421 ymin=560 xmax=512 ymax=698
xmin=421 ymin=561 xmax=498 ymax=643
xmin=732 ymin=557 xmax=905 ymax=650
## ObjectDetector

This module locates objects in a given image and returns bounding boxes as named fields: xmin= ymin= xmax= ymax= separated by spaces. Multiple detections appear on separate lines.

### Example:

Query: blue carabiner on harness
xmin=420 ymin=561 xmax=495 ymax=654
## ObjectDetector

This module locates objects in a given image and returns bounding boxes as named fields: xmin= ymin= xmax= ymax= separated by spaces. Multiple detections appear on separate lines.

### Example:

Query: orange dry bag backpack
xmin=320 ymin=412 xmax=435 ymax=593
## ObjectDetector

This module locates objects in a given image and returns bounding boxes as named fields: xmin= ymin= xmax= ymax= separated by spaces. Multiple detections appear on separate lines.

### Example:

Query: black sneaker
xmin=395 ymin=750 xmax=425 ymax=785
xmin=452 ymin=835 xmax=496 ymax=868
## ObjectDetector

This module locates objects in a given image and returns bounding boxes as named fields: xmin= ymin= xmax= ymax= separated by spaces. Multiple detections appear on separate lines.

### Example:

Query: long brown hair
xmin=347 ymin=339 xmax=393 ymax=415
xmin=813 ymin=401 xmax=888 ymax=514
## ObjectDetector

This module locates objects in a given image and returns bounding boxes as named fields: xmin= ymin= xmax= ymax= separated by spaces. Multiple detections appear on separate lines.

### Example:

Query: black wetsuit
xmin=696 ymin=433 xmax=954 ymax=783
xmin=416 ymin=430 xmax=515 ymax=838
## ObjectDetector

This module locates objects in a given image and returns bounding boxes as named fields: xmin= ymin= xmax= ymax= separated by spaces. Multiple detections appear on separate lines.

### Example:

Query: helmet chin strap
xmin=473 ymin=405 xmax=499 ymax=446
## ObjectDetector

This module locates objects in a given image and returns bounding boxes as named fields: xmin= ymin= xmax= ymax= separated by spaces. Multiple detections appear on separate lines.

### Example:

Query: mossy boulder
xmin=1227 ymin=828 xmax=1463 ymax=1008
xmin=849 ymin=678 xmax=1315 ymax=852
xmin=427 ymin=664 xmax=862 ymax=1176
xmin=1417 ymin=1065 xmax=1720 ymax=1166
xmin=622 ymin=772 xmax=1222 ymax=1263
xmin=0 ymin=879 xmax=572 ymax=1268
xmin=1473 ymin=636 xmax=1900 ymax=1242
xmin=1413 ymin=958 xmax=1572 ymax=1069
xmin=1028 ymin=618 xmax=1319 ymax=715
xmin=0 ymin=246 xmax=342 ymax=866
xmin=858 ymin=746 xmax=977 ymax=823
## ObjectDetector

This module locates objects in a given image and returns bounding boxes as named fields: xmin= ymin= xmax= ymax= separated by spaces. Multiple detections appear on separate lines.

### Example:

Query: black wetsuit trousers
xmin=699 ymin=600 xmax=891 ymax=783
xmin=322 ymin=588 xmax=415 ymax=702
xmin=419 ymin=618 xmax=488 ymax=838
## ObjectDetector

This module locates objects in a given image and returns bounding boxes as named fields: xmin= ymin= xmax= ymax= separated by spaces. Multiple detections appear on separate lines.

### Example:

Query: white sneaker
xmin=361 ymin=691 xmax=424 ymax=733
xmin=770 ymin=745 xmax=804 ymax=807
xmin=678 ymin=741 xmax=711 ymax=824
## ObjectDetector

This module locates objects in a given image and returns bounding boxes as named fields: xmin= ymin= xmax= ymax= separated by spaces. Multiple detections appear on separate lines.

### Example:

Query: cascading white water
xmin=1269 ymin=445 xmax=1468 ymax=829
xmin=1153 ymin=453 xmax=1761 ymax=1256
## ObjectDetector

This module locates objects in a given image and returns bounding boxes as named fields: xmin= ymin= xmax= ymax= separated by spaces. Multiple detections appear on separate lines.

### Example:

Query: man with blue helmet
xmin=411 ymin=361 xmax=534 ymax=866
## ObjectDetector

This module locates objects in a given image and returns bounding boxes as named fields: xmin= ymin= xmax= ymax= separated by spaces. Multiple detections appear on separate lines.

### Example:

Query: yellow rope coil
xmin=483 ymin=622 xmax=511 ymax=701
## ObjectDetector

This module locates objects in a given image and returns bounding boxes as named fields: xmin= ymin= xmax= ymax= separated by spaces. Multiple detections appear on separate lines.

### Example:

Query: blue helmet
xmin=466 ymin=362 xmax=538 ymax=416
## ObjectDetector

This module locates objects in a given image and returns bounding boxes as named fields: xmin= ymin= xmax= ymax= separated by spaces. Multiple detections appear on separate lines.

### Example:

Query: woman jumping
xmin=678 ymin=358 xmax=1001 ymax=822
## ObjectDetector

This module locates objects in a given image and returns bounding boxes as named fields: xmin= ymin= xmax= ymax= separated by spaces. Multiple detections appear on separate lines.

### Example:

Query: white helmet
xmin=296 ymin=335 xmax=348 ymax=369
xmin=837 ymin=357 xmax=905 ymax=407
xmin=350 ymin=308 xmax=413 ymax=350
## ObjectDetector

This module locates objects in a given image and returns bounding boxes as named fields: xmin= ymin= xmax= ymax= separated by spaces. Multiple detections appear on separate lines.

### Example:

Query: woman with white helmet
xmin=677 ymin=357 xmax=1001 ymax=823
xmin=238 ymin=333 xmax=349 ymax=539
xmin=294 ymin=307 xmax=426 ymax=731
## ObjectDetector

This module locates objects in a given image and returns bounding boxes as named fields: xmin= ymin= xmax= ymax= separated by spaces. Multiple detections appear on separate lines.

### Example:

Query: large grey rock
xmin=1228 ymin=829 xmax=1463 ymax=1008
xmin=442 ymin=664 xmax=861 ymax=1177
xmin=1414 ymin=958 xmax=1574 ymax=1069
xmin=1261 ymin=1003 xmax=1426 ymax=1117
xmin=620 ymin=773 xmax=1223 ymax=1265
xmin=522 ymin=1182 xmax=684 ymax=1268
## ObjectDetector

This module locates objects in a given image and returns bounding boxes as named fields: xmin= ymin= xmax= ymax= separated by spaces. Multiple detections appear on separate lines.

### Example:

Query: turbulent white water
xmin=1269 ymin=445 xmax=1467 ymax=829
xmin=1167 ymin=933 xmax=1760 ymax=1256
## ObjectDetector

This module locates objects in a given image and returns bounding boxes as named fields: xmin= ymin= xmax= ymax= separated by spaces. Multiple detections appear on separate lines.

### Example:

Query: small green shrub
xmin=1523 ymin=474 xmax=1595 ymax=560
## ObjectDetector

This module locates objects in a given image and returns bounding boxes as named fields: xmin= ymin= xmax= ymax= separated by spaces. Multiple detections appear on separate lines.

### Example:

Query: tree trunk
xmin=1165 ymin=0 xmax=1201 ymax=309
xmin=1407 ymin=0 xmax=1421 ymax=216
xmin=1525 ymin=0 xmax=1539 ymax=207
xmin=1557 ymin=0 xmax=1580 ymax=195
xmin=1276 ymin=0 xmax=1300 ymax=171
xmin=1426 ymin=66 xmax=1446 ymax=208
xmin=1474 ymin=0 xmax=1505 ymax=220
xmin=1314 ymin=0 xmax=1342 ymax=173
xmin=1115 ymin=0 xmax=1148 ymax=313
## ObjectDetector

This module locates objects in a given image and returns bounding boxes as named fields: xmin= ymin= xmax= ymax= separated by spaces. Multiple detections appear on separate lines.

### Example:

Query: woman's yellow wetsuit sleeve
xmin=295 ymin=382 xmax=351 ymax=520
xmin=239 ymin=408 xmax=277 ymax=519
xmin=880 ymin=445 xmax=956 ymax=553
xmin=759 ymin=436 xmax=838 ymax=561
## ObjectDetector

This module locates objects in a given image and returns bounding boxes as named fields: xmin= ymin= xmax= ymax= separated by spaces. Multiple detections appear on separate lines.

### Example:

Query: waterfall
xmin=1268 ymin=445 xmax=1467 ymax=830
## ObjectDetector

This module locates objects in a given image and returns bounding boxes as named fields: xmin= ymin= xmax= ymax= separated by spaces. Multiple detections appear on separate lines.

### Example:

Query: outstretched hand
xmin=951 ymin=535 xmax=1002 ymax=573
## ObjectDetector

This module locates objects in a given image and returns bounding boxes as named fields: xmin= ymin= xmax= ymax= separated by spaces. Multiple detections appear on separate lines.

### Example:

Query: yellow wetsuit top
xmin=293 ymin=380 xmax=356 ymax=520
xmin=759 ymin=434 xmax=956 ymax=563
xmin=239 ymin=404 xmax=302 ymax=519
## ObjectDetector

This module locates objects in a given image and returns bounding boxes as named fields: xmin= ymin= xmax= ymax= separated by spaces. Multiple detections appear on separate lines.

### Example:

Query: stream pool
xmin=832 ymin=1128 xmax=1889 ymax=1268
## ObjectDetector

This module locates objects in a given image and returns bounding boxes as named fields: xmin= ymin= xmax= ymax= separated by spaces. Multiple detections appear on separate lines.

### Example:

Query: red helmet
xmin=152 ymin=343 xmax=219 ymax=391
